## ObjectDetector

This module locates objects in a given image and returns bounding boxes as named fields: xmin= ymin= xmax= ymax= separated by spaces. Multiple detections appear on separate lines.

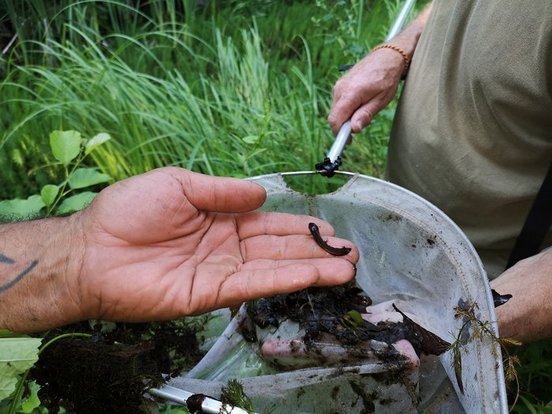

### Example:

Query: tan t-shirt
xmin=387 ymin=0 xmax=552 ymax=278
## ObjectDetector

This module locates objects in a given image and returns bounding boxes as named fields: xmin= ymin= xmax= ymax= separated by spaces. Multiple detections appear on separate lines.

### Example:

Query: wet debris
xmin=245 ymin=282 xmax=450 ymax=368
xmin=31 ymin=319 xmax=207 ymax=413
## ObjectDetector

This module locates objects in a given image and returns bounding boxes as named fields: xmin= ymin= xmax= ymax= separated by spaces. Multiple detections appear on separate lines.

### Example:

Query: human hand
xmin=491 ymin=249 xmax=552 ymax=342
xmin=363 ymin=300 xmax=450 ymax=356
xmin=327 ymin=4 xmax=432 ymax=135
xmin=327 ymin=48 xmax=405 ymax=135
xmin=259 ymin=300 xmax=420 ymax=370
xmin=260 ymin=336 xmax=419 ymax=370
xmin=74 ymin=167 xmax=358 ymax=323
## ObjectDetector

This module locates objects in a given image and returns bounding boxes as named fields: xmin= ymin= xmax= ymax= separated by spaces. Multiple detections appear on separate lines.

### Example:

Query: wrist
xmin=0 ymin=215 xmax=86 ymax=332
xmin=381 ymin=3 xmax=431 ymax=78
xmin=491 ymin=251 xmax=552 ymax=342
xmin=62 ymin=213 xmax=87 ymax=323
xmin=371 ymin=44 xmax=411 ymax=78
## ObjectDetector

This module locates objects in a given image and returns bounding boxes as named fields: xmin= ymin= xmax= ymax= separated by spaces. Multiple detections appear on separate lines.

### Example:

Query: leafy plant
xmin=0 ymin=130 xmax=112 ymax=220
xmin=0 ymin=0 xmax=408 ymax=192
xmin=449 ymin=302 xmax=521 ymax=402
xmin=510 ymin=338 xmax=552 ymax=413
xmin=0 ymin=332 xmax=91 ymax=414
xmin=221 ymin=379 xmax=254 ymax=414
xmin=0 ymin=331 xmax=42 ymax=407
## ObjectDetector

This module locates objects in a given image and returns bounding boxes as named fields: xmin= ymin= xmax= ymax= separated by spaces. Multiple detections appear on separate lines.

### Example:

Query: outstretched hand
xmin=76 ymin=167 xmax=358 ymax=322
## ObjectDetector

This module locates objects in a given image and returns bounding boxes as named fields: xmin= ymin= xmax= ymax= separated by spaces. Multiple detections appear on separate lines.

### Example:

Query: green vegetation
xmin=0 ymin=129 xmax=112 ymax=220
xmin=221 ymin=379 xmax=255 ymax=413
xmin=0 ymin=0 xmax=550 ymax=412
xmin=0 ymin=332 xmax=41 ymax=407
xmin=511 ymin=338 xmax=552 ymax=414
xmin=0 ymin=0 xmax=398 ymax=199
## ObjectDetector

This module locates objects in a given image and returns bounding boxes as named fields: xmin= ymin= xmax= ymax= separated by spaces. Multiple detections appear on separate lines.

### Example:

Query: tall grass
xmin=0 ymin=1 xmax=402 ymax=198
xmin=2 ymin=25 xmax=324 ymax=179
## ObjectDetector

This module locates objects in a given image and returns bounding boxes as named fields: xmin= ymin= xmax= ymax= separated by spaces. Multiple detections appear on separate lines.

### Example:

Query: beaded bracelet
xmin=372 ymin=44 xmax=411 ymax=76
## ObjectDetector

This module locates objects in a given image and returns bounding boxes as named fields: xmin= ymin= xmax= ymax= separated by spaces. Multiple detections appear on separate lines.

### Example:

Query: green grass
xmin=0 ymin=0 xmax=402 ymax=198
xmin=510 ymin=338 xmax=552 ymax=414
xmin=0 ymin=0 xmax=550 ymax=412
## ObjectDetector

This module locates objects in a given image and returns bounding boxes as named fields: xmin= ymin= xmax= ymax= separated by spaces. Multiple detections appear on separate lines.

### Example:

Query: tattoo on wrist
xmin=0 ymin=253 xmax=38 ymax=294
xmin=0 ymin=254 xmax=15 ymax=264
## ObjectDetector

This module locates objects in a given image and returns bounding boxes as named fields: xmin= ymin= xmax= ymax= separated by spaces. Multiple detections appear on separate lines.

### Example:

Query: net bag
xmin=167 ymin=171 xmax=508 ymax=413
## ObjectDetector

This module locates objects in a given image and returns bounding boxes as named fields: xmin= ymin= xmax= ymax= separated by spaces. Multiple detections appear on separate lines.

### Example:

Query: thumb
xmin=179 ymin=169 xmax=267 ymax=213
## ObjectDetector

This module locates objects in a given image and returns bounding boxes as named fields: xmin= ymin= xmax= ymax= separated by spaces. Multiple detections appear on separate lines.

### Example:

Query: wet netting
xmin=163 ymin=172 xmax=508 ymax=413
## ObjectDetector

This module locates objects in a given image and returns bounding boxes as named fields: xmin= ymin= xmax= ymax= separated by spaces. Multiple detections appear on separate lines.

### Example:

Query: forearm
xmin=0 ymin=215 xmax=85 ymax=332
xmin=386 ymin=3 xmax=433 ymax=60
xmin=491 ymin=248 xmax=552 ymax=343
xmin=360 ymin=3 xmax=432 ymax=74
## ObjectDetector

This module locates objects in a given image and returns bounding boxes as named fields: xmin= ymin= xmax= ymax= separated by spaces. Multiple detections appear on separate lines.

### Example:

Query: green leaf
xmin=68 ymin=168 xmax=111 ymax=189
xmin=40 ymin=185 xmax=59 ymax=207
xmin=0 ymin=195 xmax=45 ymax=220
xmin=19 ymin=381 xmax=41 ymax=413
xmin=49 ymin=130 xmax=82 ymax=166
xmin=345 ymin=310 xmax=364 ymax=325
xmin=242 ymin=135 xmax=259 ymax=144
xmin=85 ymin=132 xmax=111 ymax=154
xmin=519 ymin=395 xmax=539 ymax=414
xmin=11 ymin=148 xmax=23 ymax=167
xmin=56 ymin=192 xmax=97 ymax=215
xmin=453 ymin=346 xmax=464 ymax=395
xmin=0 ymin=337 xmax=42 ymax=400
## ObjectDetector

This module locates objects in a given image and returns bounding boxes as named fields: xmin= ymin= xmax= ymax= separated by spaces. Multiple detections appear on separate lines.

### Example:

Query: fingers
xmin=260 ymin=338 xmax=354 ymax=369
xmin=241 ymin=258 xmax=356 ymax=286
xmin=362 ymin=310 xmax=403 ymax=324
xmin=362 ymin=300 xmax=398 ymax=323
xmin=241 ymin=234 xmax=359 ymax=262
xmin=330 ymin=87 xmax=395 ymax=134
xmin=362 ymin=301 xmax=425 ymax=332
xmin=214 ymin=259 xmax=356 ymax=308
xmin=392 ymin=339 xmax=420 ymax=368
xmin=328 ymin=62 xmax=382 ymax=134
xmin=350 ymin=107 xmax=374 ymax=133
xmin=350 ymin=96 xmax=386 ymax=132
xmin=211 ymin=264 xmax=319 ymax=310
xmin=328 ymin=86 xmax=366 ymax=135
xmin=261 ymin=338 xmax=308 ymax=360
xmin=328 ymin=86 xmax=384 ymax=134
xmin=260 ymin=337 xmax=419 ymax=369
xmin=236 ymin=212 xmax=335 ymax=239
xmin=186 ymin=259 xmax=356 ymax=316
xmin=166 ymin=168 xmax=267 ymax=213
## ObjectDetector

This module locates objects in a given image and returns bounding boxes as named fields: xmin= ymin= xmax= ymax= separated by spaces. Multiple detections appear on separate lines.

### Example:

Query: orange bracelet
xmin=372 ymin=44 xmax=411 ymax=76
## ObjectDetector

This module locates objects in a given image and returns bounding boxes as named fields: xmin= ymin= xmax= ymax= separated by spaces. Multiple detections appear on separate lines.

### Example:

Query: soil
xmin=246 ymin=282 xmax=449 ymax=358
xmin=247 ymin=282 xmax=374 ymax=347
xmin=30 ymin=318 xmax=207 ymax=413
xmin=28 ymin=284 xmax=449 ymax=413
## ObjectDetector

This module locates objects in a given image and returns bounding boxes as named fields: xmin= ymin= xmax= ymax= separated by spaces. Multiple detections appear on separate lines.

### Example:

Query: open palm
xmin=77 ymin=168 xmax=358 ymax=322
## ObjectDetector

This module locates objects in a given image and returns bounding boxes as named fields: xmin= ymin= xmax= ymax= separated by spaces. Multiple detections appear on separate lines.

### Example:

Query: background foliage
xmin=0 ymin=0 xmax=550 ymax=412
xmin=0 ymin=0 xmax=397 ymax=199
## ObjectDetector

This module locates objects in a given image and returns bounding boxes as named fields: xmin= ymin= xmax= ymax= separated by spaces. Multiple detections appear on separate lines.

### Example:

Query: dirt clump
xmin=31 ymin=318 xmax=207 ymax=413
xmin=247 ymin=282 xmax=449 ymax=358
